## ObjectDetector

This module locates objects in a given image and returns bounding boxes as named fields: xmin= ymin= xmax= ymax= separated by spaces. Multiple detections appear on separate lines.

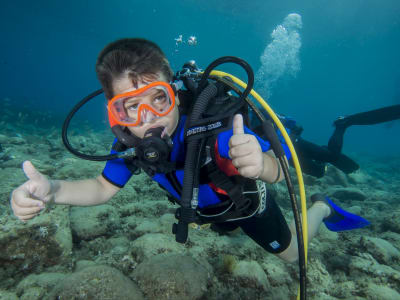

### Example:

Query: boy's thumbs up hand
xmin=10 ymin=161 xmax=53 ymax=221
xmin=232 ymin=113 xmax=245 ymax=135
xmin=229 ymin=114 xmax=264 ymax=179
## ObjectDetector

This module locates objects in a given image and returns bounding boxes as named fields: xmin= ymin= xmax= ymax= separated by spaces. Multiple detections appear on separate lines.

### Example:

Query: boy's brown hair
xmin=96 ymin=38 xmax=174 ymax=99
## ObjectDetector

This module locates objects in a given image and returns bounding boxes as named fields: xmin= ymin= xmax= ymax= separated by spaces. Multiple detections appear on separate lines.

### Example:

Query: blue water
xmin=1 ymin=0 xmax=399 ymax=154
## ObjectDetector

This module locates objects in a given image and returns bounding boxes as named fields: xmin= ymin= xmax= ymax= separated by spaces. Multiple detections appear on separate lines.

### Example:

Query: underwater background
xmin=1 ymin=0 xmax=400 ymax=155
xmin=1 ymin=1 xmax=400 ymax=300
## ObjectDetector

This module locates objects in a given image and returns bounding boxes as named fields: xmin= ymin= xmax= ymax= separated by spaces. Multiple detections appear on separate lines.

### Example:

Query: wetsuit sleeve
xmin=217 ymin=126 xmax=292 ymax=160
xmin=102 ymin=138 xmax=134 ymax=188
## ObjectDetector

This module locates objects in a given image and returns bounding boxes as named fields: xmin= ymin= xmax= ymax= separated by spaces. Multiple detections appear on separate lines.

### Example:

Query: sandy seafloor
xmin=0 ymin=103 xmax=400 ymax=300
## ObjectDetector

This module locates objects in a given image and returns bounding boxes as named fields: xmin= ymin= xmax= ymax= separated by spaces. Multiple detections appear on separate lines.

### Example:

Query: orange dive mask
xmin=108 ymin=81 xmax=176 ymax=127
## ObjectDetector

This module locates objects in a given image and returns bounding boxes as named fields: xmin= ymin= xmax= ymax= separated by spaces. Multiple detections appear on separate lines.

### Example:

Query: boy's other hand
xmin=10 ymin=161 xmax=52 ymax=221
xmin=229 ymin=114 xmax=264 ymax=179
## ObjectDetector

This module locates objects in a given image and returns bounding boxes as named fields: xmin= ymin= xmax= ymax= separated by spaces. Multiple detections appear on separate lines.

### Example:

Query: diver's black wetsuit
xmin=328 ymin=104 xmax=400 ymax=155
xmin=291 ymin=104 xmax=400 ymax=177
xmin=253 ymin=115 xmax=360 ymax=178
xmin=293 ymin=137 xmax=359 ymax=177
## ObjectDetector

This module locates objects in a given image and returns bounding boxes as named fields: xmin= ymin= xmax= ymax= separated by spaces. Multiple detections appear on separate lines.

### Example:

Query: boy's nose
xmin=141 ymin=109 xmax=158 ymax=123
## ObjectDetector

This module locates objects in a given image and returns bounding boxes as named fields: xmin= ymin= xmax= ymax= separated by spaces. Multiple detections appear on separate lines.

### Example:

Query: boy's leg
xmin=236 ymin=194 xmax=293 ymax=255
xmin=233 ymin=191 xmax=330 ymax=263
xmin=276 ymin=202 xmax=330 ymax=263
xmin=210 ymin=222 xmax=240 ymax=235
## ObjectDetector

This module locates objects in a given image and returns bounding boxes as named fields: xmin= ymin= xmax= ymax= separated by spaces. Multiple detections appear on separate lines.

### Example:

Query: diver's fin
xmin=328 ymin=121 xmax=347 ymax=155
xmin=330 ymin=152 xmax=360 ymax=174
xmin=311 ymin=193 xmax=370 ymax=232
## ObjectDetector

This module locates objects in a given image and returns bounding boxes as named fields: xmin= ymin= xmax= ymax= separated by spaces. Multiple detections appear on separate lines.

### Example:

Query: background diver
xmin=252 ymin=114 xmax=360 ymax=178
xmin=328 ymin=104 xmax=400 ymax=155
xmin=11 ymin=38 xmax=369 ymax=266
xmin=266 ymin=104 xmax=400 ymax=178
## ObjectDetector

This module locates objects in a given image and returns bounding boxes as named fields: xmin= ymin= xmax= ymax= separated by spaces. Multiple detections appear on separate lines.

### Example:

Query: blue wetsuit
xmin=101 ymin=115 xmax=292 ymax=253
xmin=102 ymin=115 xmax=291 ymax=208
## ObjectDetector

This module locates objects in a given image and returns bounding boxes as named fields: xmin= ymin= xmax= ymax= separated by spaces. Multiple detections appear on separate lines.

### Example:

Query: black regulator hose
xmin=173 ymin=83 xmax=219 ymax=243
xmin=199 ymin=56 xmax=254 ymax=101
xmin=280 ymin=155 xmax=306 ymax=300
xmin=62 ymin=89 xmax=118 ymax=161
xmin=262 ymin=120 xmax=306 ymax=300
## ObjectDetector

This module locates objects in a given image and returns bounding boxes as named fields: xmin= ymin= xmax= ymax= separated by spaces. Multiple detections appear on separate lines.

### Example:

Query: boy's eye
xmin=126 ymin=103 xmax=139 ymax=111
xmin=153 ymin=95 xmax=167 ymax=103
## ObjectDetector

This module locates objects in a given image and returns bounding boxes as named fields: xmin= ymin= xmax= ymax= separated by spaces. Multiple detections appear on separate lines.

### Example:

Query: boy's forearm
xmin=260 ymin=152 xmax=286 ymax=184
xmin=49 ymin=178 xmax=111 ymax=206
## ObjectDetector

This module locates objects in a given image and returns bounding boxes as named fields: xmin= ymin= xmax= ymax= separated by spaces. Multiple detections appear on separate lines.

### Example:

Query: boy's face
xmin=111 ymin=72 xmax=180 ymax=139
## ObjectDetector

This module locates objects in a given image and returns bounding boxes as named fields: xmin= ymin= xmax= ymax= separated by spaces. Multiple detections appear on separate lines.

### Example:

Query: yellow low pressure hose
xmin=210 ymin=70 xmax=309 ymax=295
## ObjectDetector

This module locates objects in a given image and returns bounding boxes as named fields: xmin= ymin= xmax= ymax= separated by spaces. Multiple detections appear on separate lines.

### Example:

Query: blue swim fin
xmin=311 ymin=194 xmax=370 ymax=232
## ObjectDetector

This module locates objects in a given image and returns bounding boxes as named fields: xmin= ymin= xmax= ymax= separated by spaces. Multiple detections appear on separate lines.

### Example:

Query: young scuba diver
xmin=10 ymin=38 xmax=369 ymax=264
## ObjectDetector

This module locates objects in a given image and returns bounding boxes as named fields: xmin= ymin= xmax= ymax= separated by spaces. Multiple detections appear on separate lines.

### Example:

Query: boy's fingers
xmin=232 ymin=114 xmax=244 ymax=135
xmin=236 ymin=166 xmax=258 ymax=178
xmin=22 ymin=161 xmax=44 ymax=182
xmin=232 ymin=155 xmax=258 ymax=169
xmin=13 ymin=190 xmax=45 ymax=208
xmin=229 ymin=135 xmax=250 ymax=148
xmin=229 ymin=145 xmax=252 ymax=159
xmin=15 ymin=206 xmax=44 ymax=216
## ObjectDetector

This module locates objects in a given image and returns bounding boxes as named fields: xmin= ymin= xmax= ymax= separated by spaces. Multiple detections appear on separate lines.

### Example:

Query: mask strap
xmin=170 ymin=80 xmax=183 ymax=95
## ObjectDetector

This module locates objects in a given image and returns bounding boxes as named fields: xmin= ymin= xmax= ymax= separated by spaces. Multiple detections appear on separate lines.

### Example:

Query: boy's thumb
xmin=22 ymin=161 xmax=44 ymax=182
xmin=232 ymin=114 xmax=244 ymax=135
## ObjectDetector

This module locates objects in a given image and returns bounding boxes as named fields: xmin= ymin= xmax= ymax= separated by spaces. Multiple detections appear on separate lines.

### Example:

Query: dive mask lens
xmin=108 ymin=81 xmax=175 ymax=127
